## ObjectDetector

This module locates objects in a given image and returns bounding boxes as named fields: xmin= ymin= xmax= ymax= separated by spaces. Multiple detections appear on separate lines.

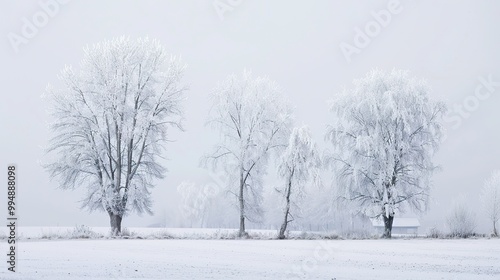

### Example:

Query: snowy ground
xmin=0 ymin=235 xmax=499 ymax=279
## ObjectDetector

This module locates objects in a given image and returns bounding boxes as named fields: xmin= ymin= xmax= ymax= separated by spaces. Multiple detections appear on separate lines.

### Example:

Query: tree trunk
xmin=494 ymin=221 xmax=498 ymax=237
xmin=382 ymin=214 xmax=394 ymax=239
xmin=239 ymin=210 xmax=246 ymax=237
xmin=238 ymin=174 xmax=247 ymax=238
xmin=278 ymin=176 xmax=293 ymax=239
xmin=109 ymin=212 xmax=123 ymax=236
xmin=278 ymin=206 xmax=290 ymax=239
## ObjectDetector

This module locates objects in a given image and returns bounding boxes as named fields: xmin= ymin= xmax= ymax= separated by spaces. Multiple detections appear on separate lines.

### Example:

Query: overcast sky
xmin=1 ymin=0 xmax=500 ymax=232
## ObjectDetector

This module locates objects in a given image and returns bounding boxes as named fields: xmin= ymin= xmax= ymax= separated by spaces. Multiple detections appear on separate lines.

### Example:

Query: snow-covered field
xmin=1 ymin=231 xmax=499 ymax=280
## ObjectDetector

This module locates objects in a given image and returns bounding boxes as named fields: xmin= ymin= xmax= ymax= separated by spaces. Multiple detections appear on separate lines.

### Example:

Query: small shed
xmin=371 ymin=217 xmax=420 ymax=236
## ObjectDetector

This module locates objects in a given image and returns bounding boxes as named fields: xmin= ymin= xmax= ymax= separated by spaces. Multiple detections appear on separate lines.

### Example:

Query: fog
xmin=1 ymin=0 xmax=500 ymax=233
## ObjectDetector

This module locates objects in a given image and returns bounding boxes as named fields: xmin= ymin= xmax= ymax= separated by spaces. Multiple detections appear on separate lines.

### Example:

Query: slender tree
xmin=45 ymin=37 xmax=187 ymax=235
xmin=480 ymin=170 xmax=500 ymax=236
xmin=326 ymin=69 xmax=445 ymax=238
xmin=277 ymin=126 xmax=321 ymax=239
xmin=203 ymin=70 xmax=292 ymax=237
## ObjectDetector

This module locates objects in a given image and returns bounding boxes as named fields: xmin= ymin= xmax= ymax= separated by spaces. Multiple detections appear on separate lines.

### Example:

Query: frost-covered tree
xmin=276 ymin=126 xmax=321 ymax=239
xmin=481 ymin=170 xmax=500 ymax=236
xmin=447 ymin=197 xmax=476 ymax=238
xmin=326 ymin=69 xmax=446 ymax=238
xmin=45 ymin=37 xmax=186 ymax=235
xmin=202 ymin=70 xmax=292 ymax=237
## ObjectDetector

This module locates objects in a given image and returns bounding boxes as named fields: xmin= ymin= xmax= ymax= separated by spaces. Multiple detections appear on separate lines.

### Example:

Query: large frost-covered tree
xmin=45 ymin=37 xmax=186 ymax=235
xmin=203 ymin=70 xmax=292 ymax=237
xmin=276 ymin=126 xmax=321 ymax=239
xmin=480 ymin=170 xmax=500 ymax=236
xmin=326 ymin=69 xmax=445 ymax=238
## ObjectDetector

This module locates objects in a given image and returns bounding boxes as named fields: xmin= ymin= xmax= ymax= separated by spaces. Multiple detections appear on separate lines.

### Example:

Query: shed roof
xmin=371 ymin=217 xmax=420 ymax=228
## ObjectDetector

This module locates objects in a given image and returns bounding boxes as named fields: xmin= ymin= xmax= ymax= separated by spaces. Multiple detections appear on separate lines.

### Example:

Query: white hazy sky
xmin=1 ymin=0 xmax=500 ymax=232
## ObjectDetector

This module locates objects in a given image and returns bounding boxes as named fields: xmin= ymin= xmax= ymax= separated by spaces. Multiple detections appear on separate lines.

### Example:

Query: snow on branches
xmin=45 ymin=37 xmax=187 ymax=234
xmin=276 ymin=126 xmax=321 ymax=238
xmin=326 ymin=69 xmax=446 ymax=237
xmin=202 ymin=70 xmax=292 ymax=236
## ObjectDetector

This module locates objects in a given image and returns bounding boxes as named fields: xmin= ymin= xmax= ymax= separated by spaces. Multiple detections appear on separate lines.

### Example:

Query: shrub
xmin=40 ymin=231 xmax=63 ymax=239
xmin=426 ymin=227 xmax=443 ymax=239
xmin=119 ymin=227 xmax=137 ymax=238
xmin=446 ymin=200 xmax=477 ymax=238
xmin=69 ymin=225 xmax=101 ymax=239
xmin=147 ymin=230 xmax=173 ymax=239
xmin=340 ymin=229 xmax=375 ymax=240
